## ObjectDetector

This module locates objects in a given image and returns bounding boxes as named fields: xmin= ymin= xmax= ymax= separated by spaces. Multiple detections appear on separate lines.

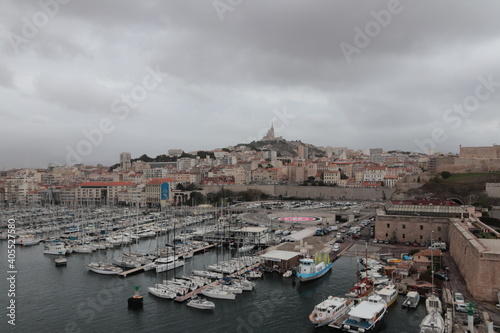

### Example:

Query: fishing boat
xmin=345 ymin=277 xmax=375 ymax=300
xmin=86 ymin=262 xmax=123 ymax=275
xmin=187 ymin=296 xmax=215 ymax=310
xmin=296 ymin=252 xmax=332 ymax=282
xmin=402 ymin=291 xmax=420 ymax=309
xmin=341 ymin=295 xmax=387 ymax=332
xmin=419 ymin=310 xmax=444 ymax=333
xmin=309 ymin=296 xmax=353 ymax=328
xmin=376 ymin=282 xmax=398 ymax=307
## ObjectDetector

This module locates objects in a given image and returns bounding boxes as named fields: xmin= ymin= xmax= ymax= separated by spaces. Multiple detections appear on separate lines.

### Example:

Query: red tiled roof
xmin=80 ymin=181 xmax=133 ymax=187
xmin=147 ymin=178 xmax=177 ymax=185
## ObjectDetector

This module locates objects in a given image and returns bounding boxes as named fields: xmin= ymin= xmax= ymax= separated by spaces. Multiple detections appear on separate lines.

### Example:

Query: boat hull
xmin=297 ymin=262 xmax=332 ymax=282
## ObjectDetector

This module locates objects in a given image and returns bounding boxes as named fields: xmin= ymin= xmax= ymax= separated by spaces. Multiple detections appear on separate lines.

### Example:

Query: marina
xmin=1 ymin=204 xmax=499 ymax=333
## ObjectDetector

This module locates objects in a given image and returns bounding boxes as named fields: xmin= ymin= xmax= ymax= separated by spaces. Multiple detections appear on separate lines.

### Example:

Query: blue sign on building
xmin=161 ymin=183 xmax=170 ymax=200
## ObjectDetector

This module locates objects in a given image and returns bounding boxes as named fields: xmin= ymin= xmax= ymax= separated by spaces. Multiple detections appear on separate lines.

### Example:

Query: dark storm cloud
xmin=1 ymin=0 xmax=500 ymax=167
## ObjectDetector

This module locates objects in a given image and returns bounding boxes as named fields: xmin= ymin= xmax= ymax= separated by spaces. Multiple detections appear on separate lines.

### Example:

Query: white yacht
xmin=201 ymin=286 xmax=236 ymax=300
xmin=419 ymin=310 xmax=444 ymax=333
xmin=44 ymin=242 xmax=68 ymax=255
xmin=341 ymin=294 xmax=387 ymax=332
xmin=155 ymin=257 xmax=185 ymax=273
xmin=187 ymin=296 xmax=215 ymax=310
xmin=86 ymin=262 xmax=123 ymax=275
xmin=148 ymin=286 xmax=177 ymax=300
xmin=425 ymin=293 xmax=442 ymax=314
xmin=309 ymin=296 xmax=353 ymax=328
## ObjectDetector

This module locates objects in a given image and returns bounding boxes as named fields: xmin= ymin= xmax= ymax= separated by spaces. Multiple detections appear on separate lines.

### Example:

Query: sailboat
xmin=420 ymin=232 xmax=444 ymax=333
xmin=296 ymin=252 xmax=332 ymax=282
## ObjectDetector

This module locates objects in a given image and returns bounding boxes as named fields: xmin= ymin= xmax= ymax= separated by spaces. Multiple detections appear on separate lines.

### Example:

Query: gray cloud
xmin=1 ymin=0 xmax=500 ymax=167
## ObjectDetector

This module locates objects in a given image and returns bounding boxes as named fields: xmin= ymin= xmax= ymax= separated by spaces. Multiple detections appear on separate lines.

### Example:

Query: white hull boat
xmin=309 ymin=296 xmax=353 ymax=328
xmin=148 ymin=286 xmax=177 ymax=300
xmin=419 ymin=310 xmax=444 ymax=333
xmin=44 ymin=243 xmax=68 ymax=255
xmin=341 ymin=295 xmax=387 ymax=332
xmin=86 ymin=262 xmax=123 ymax=275
xmin=201 ymin=286 xmax=236 ymax=300
xmin=187 ymin=296 xmax=215 ymax=310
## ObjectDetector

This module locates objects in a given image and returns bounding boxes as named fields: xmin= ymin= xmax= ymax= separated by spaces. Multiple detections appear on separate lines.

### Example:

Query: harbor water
xmin=1 ymin=238 xmax=427 ymax=333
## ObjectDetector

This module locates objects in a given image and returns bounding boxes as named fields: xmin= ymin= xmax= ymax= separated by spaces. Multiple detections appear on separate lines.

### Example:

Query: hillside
xmin=394 ymin=172 xmax=500 ymax=206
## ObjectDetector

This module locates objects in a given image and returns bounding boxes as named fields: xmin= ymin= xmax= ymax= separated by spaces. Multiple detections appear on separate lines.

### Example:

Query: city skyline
xmin=2 ymin=1 xmax=500 ymax=169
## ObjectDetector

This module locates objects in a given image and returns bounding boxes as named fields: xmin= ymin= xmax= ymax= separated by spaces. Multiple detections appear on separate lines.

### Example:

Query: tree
xmin=440 ymin=171 xmax=451 ymax=179
xmin=308 ymin=176 xmax=315 ymax=181
xmin=340 ymin=173 xmax=348 ymax=180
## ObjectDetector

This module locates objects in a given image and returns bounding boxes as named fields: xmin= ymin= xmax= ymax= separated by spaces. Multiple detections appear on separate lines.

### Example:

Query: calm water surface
xmin=0 ymin=237 xmax=426 ymax=333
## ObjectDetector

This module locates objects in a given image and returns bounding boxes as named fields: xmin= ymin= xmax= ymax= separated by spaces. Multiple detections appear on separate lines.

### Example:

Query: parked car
xmin=462 ymin=316 xmax=482 ymax=325
xmin=332 ymin=243 xmax=341 ymax=251
xmin=420 ymin=241 xmax=427 ymax=247
xmin=454 ymin=292 xmax=465 ymax=303
xmin=389 ymin=239 xmax=396 ymax=244
xmin=372 ymin=239 xmax=378 ymax=244
xmin=434 ymin=272 xmax=450 ymax=281
xmin=352 ymin=234 xmax=360 ymax=239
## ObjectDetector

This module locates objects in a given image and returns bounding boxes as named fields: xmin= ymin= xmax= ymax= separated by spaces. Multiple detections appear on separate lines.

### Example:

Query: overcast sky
xmin=1 ymin=0 xmax=500 ymax=169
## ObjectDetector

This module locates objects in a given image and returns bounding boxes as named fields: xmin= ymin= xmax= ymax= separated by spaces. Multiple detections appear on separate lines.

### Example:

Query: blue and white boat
xmin=296 ymin=253 xmax=332 ymax=282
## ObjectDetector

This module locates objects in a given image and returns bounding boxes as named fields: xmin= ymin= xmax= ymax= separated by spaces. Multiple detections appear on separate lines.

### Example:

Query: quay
xmin=119 ymin=243 xmax=219 ymax=277
xmin=174 ymin=262 xmax=262 ymax=302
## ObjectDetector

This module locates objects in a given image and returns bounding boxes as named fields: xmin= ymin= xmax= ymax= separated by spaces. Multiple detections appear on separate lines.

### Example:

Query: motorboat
xmin=187 ymin=296 xmax=215 ymax=310
xmin=44 ymin=242 xmax=68 ymax=255
xmin=283 ymin=270 xmax=293 ymax=278
xmin=419 ymin=310 xmax=444 ymax=333
xmin=341 ymin=295 xmax=387 ymax=332
xmin=201 ymin=286 xmax=236 ymax=300
xmin=425 ymin=293 xmax=442 ymax=314
xmin=309 ymin=296 xmax=353 ymax=328
xmin=376 ymin=282 xmax=398 ymax=307
xmin=402 ymin=291 xmax=420 ymax=309
xmin=86 ymin=262 xmax=123 ymax=275
xmin=296 ymin=252 xmax=332 ymax=282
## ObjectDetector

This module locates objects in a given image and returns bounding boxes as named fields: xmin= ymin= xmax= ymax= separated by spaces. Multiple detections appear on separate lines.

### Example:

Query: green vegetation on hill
xmin=403 ymin=172 xmax=500 ymax=205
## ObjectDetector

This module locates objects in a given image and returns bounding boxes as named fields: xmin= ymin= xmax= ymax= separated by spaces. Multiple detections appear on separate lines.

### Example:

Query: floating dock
xmin=118 ymin=243 xmax=219 ymax=277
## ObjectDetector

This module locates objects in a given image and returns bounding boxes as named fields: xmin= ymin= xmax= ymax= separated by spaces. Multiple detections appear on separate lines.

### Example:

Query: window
xmin=420 ymin=235 xmax=423 ymax=240
xmin=420 ymin=225 xmax=423 ymax=230
xmin=402 ymin=224 xmax=406 ymax=229
xmin=437 ymin=227 xmax=441 ymax=231
xmin=402 ymin=234 xmax=405 ymax=239
xmin=387 ymin=224 xmax=390 ymax=228
xmin=385 ymin=233 xmax=388 ymax=237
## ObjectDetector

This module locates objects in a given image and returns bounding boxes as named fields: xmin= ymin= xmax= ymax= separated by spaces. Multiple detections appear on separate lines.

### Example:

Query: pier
xmin=118 ymin=243 xmax=219 ymax=277
xmin=174 ymin=262 xmax=262 ymax=303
